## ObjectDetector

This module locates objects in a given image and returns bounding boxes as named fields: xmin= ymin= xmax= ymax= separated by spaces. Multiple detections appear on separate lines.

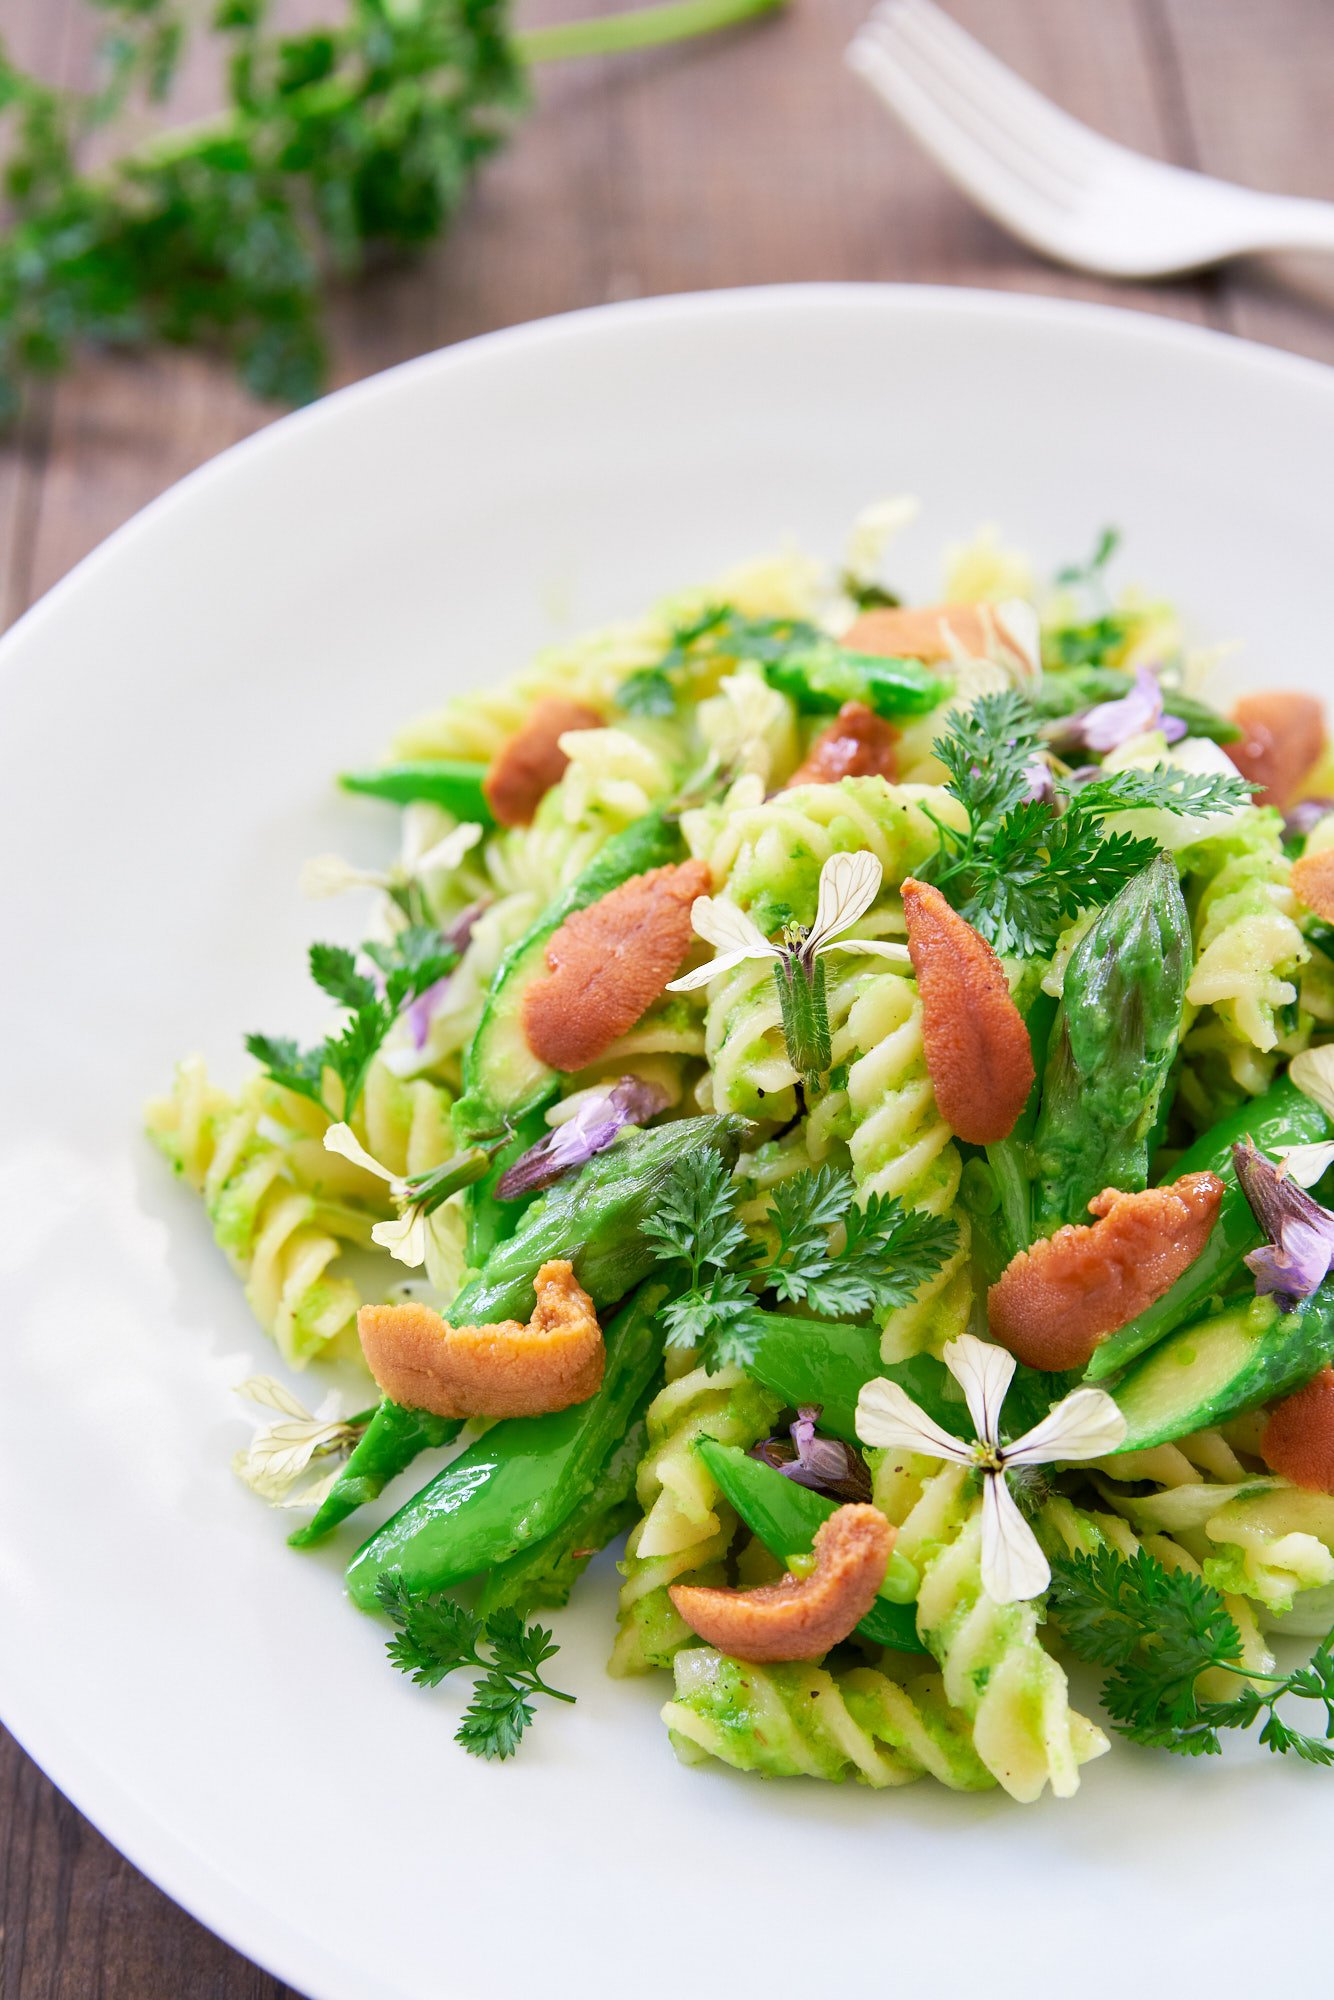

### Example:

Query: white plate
xmin=3 ymin=286 xmax=1333 ymax=2000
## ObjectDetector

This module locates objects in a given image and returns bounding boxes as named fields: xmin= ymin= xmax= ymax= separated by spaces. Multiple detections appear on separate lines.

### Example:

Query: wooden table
xmin=3 ymin=0 xmax=1333 ymax=1991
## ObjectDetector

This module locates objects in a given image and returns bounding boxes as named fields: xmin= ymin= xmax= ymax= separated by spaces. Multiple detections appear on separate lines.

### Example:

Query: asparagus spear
xmin=1032 ymin=853 xmax=1191 ymax=1233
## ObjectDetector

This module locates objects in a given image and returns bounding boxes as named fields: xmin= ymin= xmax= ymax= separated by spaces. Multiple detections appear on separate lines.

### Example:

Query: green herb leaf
xmin=616 ymin=666 xmax=677 ymax=717
xmin=309 ymin=942 xmax=377 ymax=1012
xmin=377 ymin=1576 xmax=573 ymax=1760
xmin=1050 ymin=1547 xmax=1334 ymax=1761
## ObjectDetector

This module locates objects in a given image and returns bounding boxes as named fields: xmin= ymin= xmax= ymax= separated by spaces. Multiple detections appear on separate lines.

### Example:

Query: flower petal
xmin=690 ymin=895 xmax=776 ymax=958
xmin=1004 ymin=1386 xmax=1128 ymax=1467
xmin=1290 ymin=1045 xmax=1334 ymax=1124
xmin=818 ymin=938 xmax=912 ymax=964
xmin=942 ymin=1333 xmax=1015 ymax=1450
xmin=856 ymin=1377 xmax=974 ymax=1465
xmin=665 ymin=949 xmax=757 ymax=992
xmin=412 ymin=821 xmax=484 ymax=876
xmin=235 ymin=1375 xmax=314 ymax=1421
xmin=496 ymin=1077 xmax=667 ymax=1198
xmin=809 ymin=850 xmax=883 ymax=951
xmin=1080 ymin=667 xmax=1165 ymax=754
xmin=981 ymin=1471 xmax=1051 ymax=1604
xmin=372 ymin=1210 xmax=428 ymax=1268
xmin=1279 ymin=1139 xmax=1334 ymax=1189
xmin=324 ymin=1122 xmax=397 ymax=1186
xmin=299 ymin=853 xmax=385 ymax=899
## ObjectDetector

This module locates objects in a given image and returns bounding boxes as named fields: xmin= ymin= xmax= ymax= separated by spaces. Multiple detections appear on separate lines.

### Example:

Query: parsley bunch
xmin=920 ymin=689 xmax=1253 ymax=957
xmin=1050 ymin=1548 xmax=1334 ymax=1763
xmin=378 ymin=1577 xmax=573 ymax=1759
xmin=0 ymin=0 xmax=785 ymax=419
xmin=247 ymin=923 xmax=455 ymax=1118
xmin=642 ymin=1150 xmax=958 ymax=1369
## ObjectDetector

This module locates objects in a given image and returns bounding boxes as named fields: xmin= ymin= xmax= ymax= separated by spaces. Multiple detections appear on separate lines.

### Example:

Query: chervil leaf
xmin=456 ymin=1674 xmax=534 ymax=1761
xmin=764 ymin=1166 xmax=855 ymax=1302
xmin=642 ymin=1150 xmax=751 ymax=1282
xmin=309 ymin=942 xmax=377 ymax=1011
xmin=1049 ymin=1548 xmax=1334 ymax=1763
xmin=661 ymin=1271 xmax=757 ymax=1352
xmin=243 ymin=1032 xmax=326 ymax=1106
xmin=821 ymin=1196 xmax=959 ymax=1316
xmin=378 ymin=1578 xmax=572 ymax=1759
xmin=616 ymin=666 xmax=677 ymax=717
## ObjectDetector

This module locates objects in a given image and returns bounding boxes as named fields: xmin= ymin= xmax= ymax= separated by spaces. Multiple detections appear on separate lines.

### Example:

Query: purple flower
xmin=401 ymin=901 xmax=491 ymax=1051
xmin=495 ymin=1076 xmax=669 ymax=1201
xmin=1283 ymin=798 xmax=1334 ymax=842
xmin=1234 ymin=1139 xmax=1334 ymax=1308
xmin=750 ymin=1404 xmax=872 ymax=1503
xmin=1020 ymin=756 xmax=1056 ymax=807
xmin=1080 ymin=667 xmax=1175 ymax=753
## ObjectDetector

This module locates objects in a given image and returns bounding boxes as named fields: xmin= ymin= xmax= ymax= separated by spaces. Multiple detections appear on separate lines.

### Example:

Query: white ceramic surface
xmin=2 ymin=287 xmax=1332 ymax=2000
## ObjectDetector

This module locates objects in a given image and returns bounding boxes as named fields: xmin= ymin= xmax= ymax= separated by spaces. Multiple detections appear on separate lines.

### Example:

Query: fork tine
xmin=851 ymin=13 xmax=1083 ymax=213
xmin=883 ymin=0 xmax=1110 ymax=185
xmin=846 ymin=31 xmax=1073 ymax=244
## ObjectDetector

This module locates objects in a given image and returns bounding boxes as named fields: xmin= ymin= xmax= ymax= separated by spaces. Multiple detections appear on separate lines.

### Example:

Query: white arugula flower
xmin=232 ymin=1376 xmax=364 ymax=1509
xmin=300 ymin=818 xmax=482 ymax=901
xmin=856 ymin=1332 xmax=1126 ymax=1605
xmin=323 ymin=1123 xmax=467 ymax=1294
xmin=667 ymin=849 xmax=909 ymax=993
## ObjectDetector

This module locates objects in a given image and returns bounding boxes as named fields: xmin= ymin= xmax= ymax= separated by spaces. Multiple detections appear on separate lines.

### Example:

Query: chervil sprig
xmin=920 ymin=689 xmax=1253 ymax=956
xmin=643 ymin=1150 xmax=958 ymax=1369
xmin=1049 ymin=1547 xmax=1334 ymax=1762
xmin=377 ymin=1578 xmax=574 ymax=1760
xmin=247 ymin=922 xmax=461 ymax=1117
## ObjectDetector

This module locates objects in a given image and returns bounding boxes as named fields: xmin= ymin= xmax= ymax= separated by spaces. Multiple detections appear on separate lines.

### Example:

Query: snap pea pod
xmin=463 ymin=1103 xmax=549 ymax=1269
xmin=1084 ymin=1074 xmax=1330 ymax=1383
xmin=695 ymin=1440 xmax=929 ymax=1654
xmin=1033 ymin=853 xmax=1191 ymax=1233
xmin=339 ymin=759 xmax=494 ymax=824
xmin=476 ymin=1417 xmax=648 ymax=1617
xmin=288 ymin=1403 xmax=461 ymax=1549
xmin=759 ymin=646 xmax=945 ymax=721
xmin=453 ymin=805 xmax=682 ymax=1145
xmin=744 ymin=1311 xmax=1057 ymax=1442
xmin=347 ymin=1280 xmax=670 ymax=1609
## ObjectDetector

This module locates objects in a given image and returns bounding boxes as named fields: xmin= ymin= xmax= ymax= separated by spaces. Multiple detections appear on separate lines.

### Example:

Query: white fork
xmin=847 ymin=0 xmax=1334 ymax=279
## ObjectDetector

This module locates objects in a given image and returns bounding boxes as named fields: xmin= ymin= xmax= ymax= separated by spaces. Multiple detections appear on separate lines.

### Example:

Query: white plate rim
xmin=4 ymin=279 xmax=1334 ymax=1998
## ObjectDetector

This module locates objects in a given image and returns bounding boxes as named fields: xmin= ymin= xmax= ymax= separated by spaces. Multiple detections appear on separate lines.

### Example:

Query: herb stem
xmin=516 ymin=0 xmax=788 ymax=64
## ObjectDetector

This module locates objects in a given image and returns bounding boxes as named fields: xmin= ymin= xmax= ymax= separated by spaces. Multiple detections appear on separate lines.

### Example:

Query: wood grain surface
xmin=3 ymin=0 xmax=1333 ymax=1992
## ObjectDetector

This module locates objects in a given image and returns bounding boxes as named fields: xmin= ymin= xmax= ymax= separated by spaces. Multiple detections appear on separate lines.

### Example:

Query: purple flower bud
xmin=1079 ymin=666 xmax=1166 ymax=753
xmin=1284 ymin=798 xmax=1334 ymax=842
xmin=1234 ymin=1138 xmax=1334 ymax=1308
xmin=749 ymin=1403 xmax=872 ymax=1503
xmin=495 ymin=1076 xmax=669 ymax=1200
xmin=1021 ymin=756 xmax=1056 ymax=807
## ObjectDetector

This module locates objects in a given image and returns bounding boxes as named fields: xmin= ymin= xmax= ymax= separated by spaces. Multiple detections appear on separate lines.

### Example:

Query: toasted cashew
xmin=523 ymin=858 xmax=711 ymax=1072
xmin=1291 ymin=848 xmax=1334 ymax=924
xmin=1262 ymin=1367 xmax=1334 ymax=1493
xmin=357 ymin=1260 xmax=603 ymax=1419
xmin=900 ymin=877 xmax=1034 ymax=1145
xmin=785 ymin=701 xmax=898 ymax=788
xmin=844 ymin=601 xmax=1034 ymax=671
xmin=484 ymin=697 xmax=604 ymax=827
xmin=668 ymin=1503 xmax=894 ymax=1663
xmin=987 ymin=1173 xmax=1226 ymax=1372
xmin=1229 ymin=691 xmax=1326 ymax=810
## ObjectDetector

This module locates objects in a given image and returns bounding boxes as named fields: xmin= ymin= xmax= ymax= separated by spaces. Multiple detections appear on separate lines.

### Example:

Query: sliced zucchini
xmin=1111 ymin=1290 xmax=1334 ymax=1453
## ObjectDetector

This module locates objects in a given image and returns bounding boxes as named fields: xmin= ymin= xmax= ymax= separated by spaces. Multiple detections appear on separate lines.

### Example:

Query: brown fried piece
xmin=900 ymin=877 xmax=1034 ymax=1145
xmin=357 ymin=1259 xmax=603 ymax=1419
xmin=523 ymin=858 xmax=711 ymax=1073
xmin=1229 ymin=691 xmax=1326 ymax=810
xmin=987 ymin=1173 xmax=1226 ymax=1372
xmin=1290 ymin=848 xmax=1334 ymax=924
xmin=1261 ymin=1367 xmax=1334 ymax=1493
xmin=844 ymin=601 xmax=1029 ymax=666
xmin=669 ymin=1504 xmax=894 ymax=1663
xmin=483 ymin=696 xmax=604 ymax=827
xmin=785 ymin=701 xmax=899 ymax=788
